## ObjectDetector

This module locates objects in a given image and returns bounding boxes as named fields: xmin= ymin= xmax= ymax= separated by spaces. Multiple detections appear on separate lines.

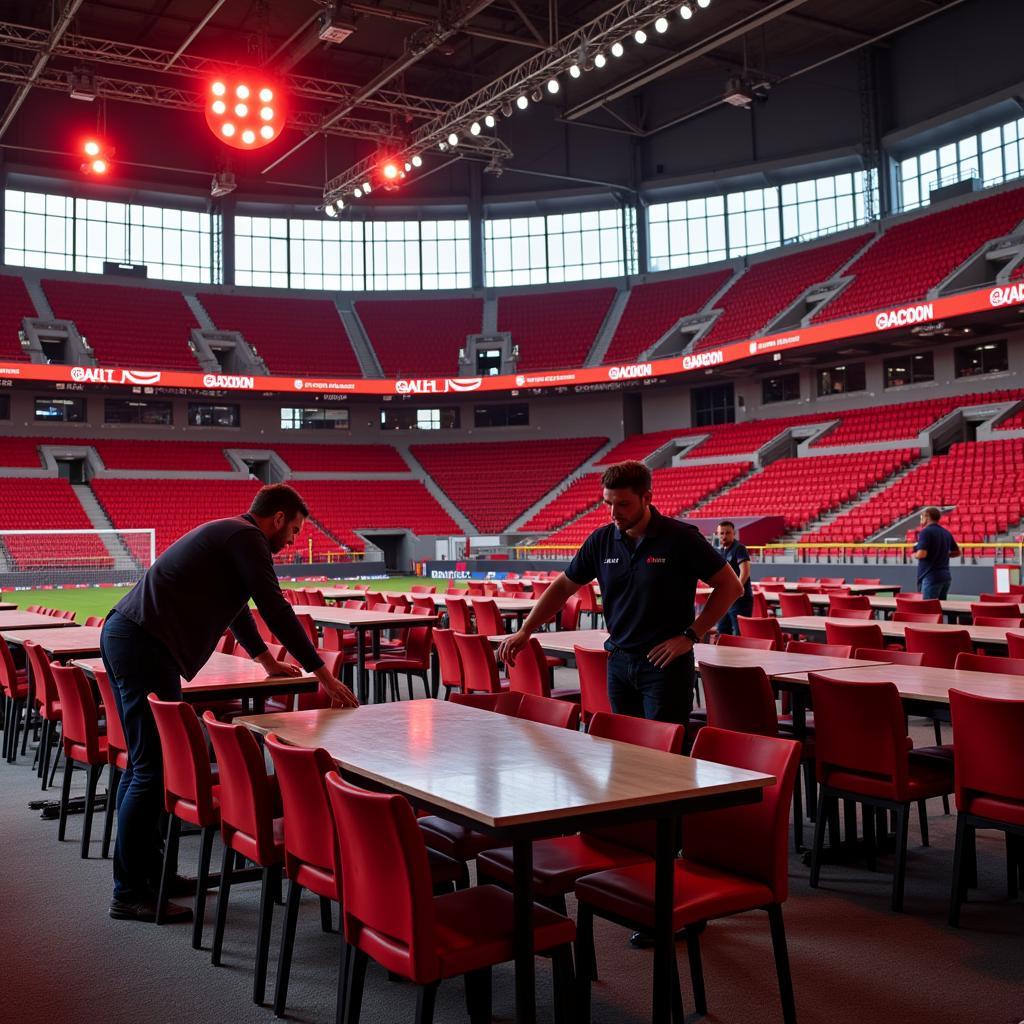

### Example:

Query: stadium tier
xmin=497 ymin=287 xmax=616 ymax=370
xmin=196 ymin=292 xmax=361 ymax=377
xmin=92 ymin=439 xmax=235 ymax=471
xmin=695 ymin=234 xmax=871 ymax=349
xmin=270 ymin=442 xmax=407 ymax=473
xmin=0 ymin=274 xmax=35 ymax=361
xmin=0 ymin=436 xmax=51 ymax=468
xmin=601 ymin=268 xmax=732 ymax=366
xmin=354 ymin=297 xmax=483 ymax=376
xmin=813 ymin=184 xmax=1024 ymax=322
xmin=411 ymin=437 xmax=606 ymax=533
xmin=41 ymin=278 xmax=200 ymax=370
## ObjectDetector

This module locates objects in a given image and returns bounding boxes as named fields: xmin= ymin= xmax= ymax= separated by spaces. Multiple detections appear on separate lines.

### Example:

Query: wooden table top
xmin=0 ymin=602 xmax=17 ymax=612
xmin=691 ymin=643 xmax=889 ymax=678
xmin=73 ymin=652 xmax=317 ymax=700
xmin=0 ymin=611 xmax=79 ymax=630
xmin=2 ymin=625 xmax=103 ymax=655
xmin=318 ymin=587 xmax=370 ymax=601
xmin=763 ymin=593 xmax=1023 ymax=616
xmin=238 ymin=700 xmax=772 ymax=830
xmin=774 ymin=660 xmax=1024 ymax=704
xmin=511 ymin=629 xmax=610 ymax=654
xmin=776 ymin=615 xmax=1014 ymax=648
xmin=301 ymin=607 xmax=440 ymax=628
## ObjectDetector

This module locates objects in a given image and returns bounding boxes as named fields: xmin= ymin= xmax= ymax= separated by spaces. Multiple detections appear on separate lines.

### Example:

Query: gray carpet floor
xmin=1 ymin=717 xmax=1022 ymax=1024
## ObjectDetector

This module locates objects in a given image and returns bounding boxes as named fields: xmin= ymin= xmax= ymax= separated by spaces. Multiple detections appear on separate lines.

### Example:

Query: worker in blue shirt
xmin=913 ymin=506 xmax=960 ymax=600
xmin=714 ymin=520 xmax=753 ymax=634
xmin=498 ymin=460 xmax=742 ymax=724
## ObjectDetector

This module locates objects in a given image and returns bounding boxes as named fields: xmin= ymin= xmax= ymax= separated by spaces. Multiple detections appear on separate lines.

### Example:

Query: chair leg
xmin=551 ymin=947 xmax=575 ymax=1024
xmin=57 ymin=757 xmax=74 ymax=841
xmin=254 ymin=864 xmax=280 ymax=1004
xmin=767 ymin=904 xmax=797 ymax=1024
xmin=343 ymin=947 xmax=369 ymax=1024
xmin=415 ymin=981 xmax=439 ymax=1024
xmin=809 ymin=791 xmax=828 ymax=889
xmin=273 ymin=878 xmax=303 ymax=1017
xmin=38 ymin=719 xmax=51 ymax=786
xmin=574 ymin=902 xmax=596 ymax=1019
xmin=193 ymin=825 xmax=216 ymax=950
xmin=101 ymin=764 xmax=120 ymax=859
xmin=336 ymin=936 xmax=352 ymax=1024
xmin=803 ymin=760 xmax=817 ymax=821
xmin=863 ymin=803 xmax=877 ymax=872
xmin=792 ymin=766 xmax=804 ymax=852
xmin=156 ymin=816 xmax=181 ymax=920
xmin=320 ymin=894 xmax=334 ymax=933
xmin=684 ymin=924 xmax=707 ymax=1016
xmin=949 ymin=815 xmax=968 ymax=927
xmin=464 ymin=967 xmax=492 ymax=1024
xmin=1008 ymin=833 xmax=1021 ymax=900
xmin=49 ymin=744 xmax=62 ymax=787
xmin=917 ymin=799 xmax=930 ymax=848
xmin=211 ymin=845 xmax=235 ymax=966
xmin=891 ymin=803 xmax=910 ymax=913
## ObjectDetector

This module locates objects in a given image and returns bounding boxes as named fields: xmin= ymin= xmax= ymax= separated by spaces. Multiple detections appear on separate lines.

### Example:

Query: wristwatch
xmin=683 ymin=626 xmax=699 ymax=643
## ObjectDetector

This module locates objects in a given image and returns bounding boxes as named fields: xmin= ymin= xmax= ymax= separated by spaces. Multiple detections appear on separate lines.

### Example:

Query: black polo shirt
xmin=565 ymin=505 xmax=726 ymax=655
xmin=720 ymin=540 xmax=753 ymax=600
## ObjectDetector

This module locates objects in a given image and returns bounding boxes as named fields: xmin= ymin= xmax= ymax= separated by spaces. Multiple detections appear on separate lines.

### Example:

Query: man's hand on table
xmin=261 ymin=658 xmax=303 ymax=678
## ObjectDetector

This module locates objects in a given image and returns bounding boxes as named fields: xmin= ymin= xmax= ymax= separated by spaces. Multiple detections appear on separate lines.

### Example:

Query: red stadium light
xmin=205 ymin=73 xmax=285 ymax=151
xmin=382 ymin=161 xmax=399 ymax=180
xmin=80 ymin=138 xmax=112 ymax=175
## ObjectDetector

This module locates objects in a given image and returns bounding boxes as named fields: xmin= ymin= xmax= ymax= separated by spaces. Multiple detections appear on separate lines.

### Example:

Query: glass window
xmin=104 ymin=398 xmax=173 ymax=425
xmin=188 ymin=402 xmax=240 ymax=427
xmin=884 ymin=351 xmax=934 ymax=388
xmin=762 ymin=373 xmax=800 ymax=404
xmin=691 ymin=382 xmax=735 ymax=426
xmin=816 ymin=362 xmax=866 ymax=396
xmin=379 ymin=406 xmax=460 ymax=430
xmin=280 ymin=406 xmax=350 ymax=430
xmin=35 ymin=396 xmax=85 ymax=422
xmin=954 ymin=340 xmax=1008 ymax=378
xmin=474 ymin=403 xmax=529 ymax=427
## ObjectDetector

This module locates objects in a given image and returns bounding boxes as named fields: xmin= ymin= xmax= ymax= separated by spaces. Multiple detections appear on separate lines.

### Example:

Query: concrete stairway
xmin=71 ymin=484 xmax=146 ymax=569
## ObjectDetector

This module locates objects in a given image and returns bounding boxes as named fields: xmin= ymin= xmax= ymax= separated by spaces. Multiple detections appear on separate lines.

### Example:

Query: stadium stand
xmin=355 ymin=297 xmax=483 ymax=376
xmin=42 ymin=278 xmax=200 ymax=370
xmin=696 ymin=234 xmax=871 ymax=349
xmin=411 ymin=437 xmax=606 ymax=533
xmin=197 ymin=292 xmax=361 ymax=377
xmin=696 ymin=450 xmax=918 ymax=534
xmin=520 ymin=474 xmax=603 ymax=532
xmin=0 ymin=437 xmax=49 ymax=468
xmin=0 ymin=477 xmax=112 ymax=569
xmin=0 ymin=274 xmax=35 ymax=361
xmin=497 ymin=287 xmax=616 ymax=370
xmin=92 ymin=439 xmax=234 ymax=471
xmin=601 ymin=269 xmax=733 ymax=366
xmin=270 ymin=443 xmax=407 ymax=474
xmin=812 ymin=185 xmax=1024 ymax=322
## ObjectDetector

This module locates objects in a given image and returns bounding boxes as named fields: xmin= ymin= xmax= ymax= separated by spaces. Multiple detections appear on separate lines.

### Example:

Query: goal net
xmin=0 ymin=529 xmax=156 ymax=590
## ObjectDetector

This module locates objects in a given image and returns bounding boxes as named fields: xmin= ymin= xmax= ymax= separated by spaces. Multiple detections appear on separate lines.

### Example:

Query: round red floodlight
xmin=206 ymin=73 xmax=285 ymax=151
xmin=382 ymin=162 xmax=399 ymax=180
xmin=91 ymin=159 xmax=108 ymax=174
xmin=83 ymin=139 xmax=100 ymax=157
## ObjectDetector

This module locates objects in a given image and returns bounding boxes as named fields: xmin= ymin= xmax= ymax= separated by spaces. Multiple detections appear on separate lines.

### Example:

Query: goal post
xmin=0 ymin=528 xmax=156 ymax=589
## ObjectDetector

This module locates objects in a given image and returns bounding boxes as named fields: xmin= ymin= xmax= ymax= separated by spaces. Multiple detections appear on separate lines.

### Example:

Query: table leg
xmin=652 ymin=815 xmax=675 ymax=1024
xmin=512 ymin=838 xmax=536 ymax=1024
xmin=430 ymin=649 xmax=440 ymax=698
xmin=356 ymin=628 xmax=368 ymax=704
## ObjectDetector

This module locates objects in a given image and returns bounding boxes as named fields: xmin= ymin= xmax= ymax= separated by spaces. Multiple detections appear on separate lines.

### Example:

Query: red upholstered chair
xmin=50 ymin=664 xmax=106 ymax=858
xmin=0 ymin=634 xmax=29 ymax=762
xmin=324 ymin=773 xmax=576 ymax=1024
xmin=827 ymin=607 xmax=874 ymax=620
xmin=85 ymin=615 xmax=105 ymax=627
xmin=294 ymin=612 xmax=319 ymax=647
xmin=1008 ymin=632 xmax=1024 ymax=659
xmin=293 ymin=649 xmax=348 ymax=711
xmin=471 ymin=598 xmax=506 ymax=638
xmin=365 ymin=625 xmax=433 ymax=702
xmin=574 ymin=727 xmax=801 ymax=1024
xmin=508 ymin=636 xmax=581 ymax=704
xmin=715 ymin=634 xmax=773 ymax=650
xmin=828 ymin=594 xmax=871 ymax=613
xmin=573 ymin=645 xmax=613 ymax=724
xmin=432 ymin=628 xmax=464 ymax=699
xmin=785 ymin=640 xmax=852 ymax=658
xmin=824 ymin=620 xmax=884 ymax=650
xmin=751 ymin=591 xmax=770 ymax=618
xmin=947 ymin=688 xmax=1024 ymax=926
xmin=894 ymin=611 xmax=943 ymax=624
xmin=895 ymin=597 xmax=941 ymax=614
xmin=411 ymin=584 xmax=437 ymax=594
xmin=215 ymin=631 xmax=235 ymax=655
xmin=973 ymin=616 xmax=1024 ymax=628
xmin=738 ymin=615 xmax=783 ymax=648
xmin=954 ymin=652 xmax=1024 ymax=675
xmin=301 ymin=588 xmax=328 ymax=606
xmin=453 ymin=632 xmax=506 ymax=693
xmin=251 ymin=609 xmax=277 ymax=644
xmin=93 ymin=667 xmax=128 ymax=860
xmin=979 ymin=592 xmax=1022 ymax=602
xmin=25 ymin=641 xmax=64 ymax=787
xmin=903 ymin=626 xmax=972 ymax=669
xmin=807 ymin=672 xmax=954 ymax=911
xmin=515 ymin=692 xmax=581 ymax=730
xmin=444 ymin=596 xmax=473 ymax=634
xmin=203 ymin=713 xmax=284 ymax=1005
xmin=778 ymin=593 xmax=813 ymax=616
xmin=411 ymin=596 xmax=436 ymax=615
xmin=450 ymin=691 xmax=523 ymax=714
xmin=970 ymin=602 xmax=1021 ymax=620
xmin=854 ymin=578 xmax=881 ymax=585
xmin=852 ymin=648 xmax=924 ymax=666
xmin=148 ymin=696 xmax=221 ymax=945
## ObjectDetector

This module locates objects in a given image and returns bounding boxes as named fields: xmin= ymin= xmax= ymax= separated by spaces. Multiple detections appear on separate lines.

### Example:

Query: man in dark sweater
xmin=101 ymin=483 xmax=356 ymax=922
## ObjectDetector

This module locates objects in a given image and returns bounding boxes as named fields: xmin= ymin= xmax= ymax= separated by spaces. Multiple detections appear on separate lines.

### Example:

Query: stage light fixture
xmin=634 ymin=28 xmax=647 ymax=44
xmin=470 ymin=121 xmax=481 ymax=135
xmin=212 ymin=100 xmax=226 ymax=115
xmin=259 ymin=125 xmax=274 ymax=139
xmin=259 ymin=87 xmax=273 ymax=102
xmin=325 ymin=202 xmax=338 ymax=217
xmin=697 ymin=0 xmax=710 ymax=7
xmin=530 ymin=86 xmax=543 ymax=102
xmin=438 ymin=140 xmax=448 ymax=150
xmin=362 ymin=181 xmax=371 ymax=192
xmin=235 ymin=103 xmax=248 ymax=117
xmin=680 ymin=2 xmax=693 ymax=18
xmin=353 ymin=187 xmax=363 ymax=197
xmin=484 ymin=113 xmax=496 ymax=128
xmin=382 ymin=162 xmax=399 ymax=180
xmin=569 ymin=64 xmax=581 ymax=78
xmin=259 ymin=106 xmax=273 ymax=120
xmin=500 ymin=100 xmax=513 ymax=117
xmin=516 ymin=94 xmax=529 ymax=110
xmin=83 ymin=139 xmax=100 ymax=157
xmin=91 ymin=158 xmax=107 ymax=174
xmin=211 ymin=81 xmax=226 ymax=96
xmin=236 ymin=84 xmax=249 ymax=99
xmin=221 ymin=122 xmax=235 ymax=137
xmin=611 ymin=41 xmax=624 ymax=57
xmin=411 ymin=154 xmax=423 ymax=167
xmin=207 ymin=74 xmax=284 ymax=150
xmin=404 ymin=161 xmax=412 ymax=172
xmin=594 ymin=52 xmax=606 ymax=68
xmin=241 ymin=129 xmax=255 ymax=144
xmin=447 ymin=131 xmax=459 ymax=146
xmin=655 ymin=16 xmax=669 ymax=32
xmin=547 ymin=78 xmax=560 ymax=94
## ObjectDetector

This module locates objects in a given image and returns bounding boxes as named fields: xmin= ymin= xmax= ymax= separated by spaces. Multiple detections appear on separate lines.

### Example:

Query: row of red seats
xmin=0 ymin=275 xmax=35 ymax=362
xmin=520 ymin=474 xmax=604 ymax=532
xmin=269 ymin=443 xmax=407 ymax=474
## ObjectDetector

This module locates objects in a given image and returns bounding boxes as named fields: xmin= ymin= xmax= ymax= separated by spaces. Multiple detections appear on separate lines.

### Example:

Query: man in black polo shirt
xmin=714 ymin=520 xmax=753 ymax=634
xmin=499 ymin=460 xmax=742 ymax=723
xmin=913 ymin=505 xmax=960 ymax=600
xmin=101 ymin=483 xmax=357 ymax=923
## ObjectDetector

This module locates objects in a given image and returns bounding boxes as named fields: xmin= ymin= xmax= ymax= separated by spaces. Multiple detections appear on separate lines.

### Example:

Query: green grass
xmin=4 ymin=576 xmax=464 ymax=621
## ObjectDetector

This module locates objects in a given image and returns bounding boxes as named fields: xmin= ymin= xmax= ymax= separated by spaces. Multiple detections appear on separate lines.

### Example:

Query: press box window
xmin=189 ymin=402 xmax=240 ymax=427
xmin=474 ymin=403 xmax=529 ymax=427
xmin=884 ymin=352 xmax=934 ymax=388
xmin=816 ymin=362 xmax=866 ymax=396
xmin=281 ymin=406 xmax=350 ymax=430
xmin=762 ymin=372 xmax=800 ymax=404
xmin=954 ymin=340 xmax=1007 ymax=378
xmin=380 ymin=406 xmax=460 ymax=430
xmin=105 ymin=398 xmax=173 ymax=425
xmin=35 ymin=396 xmax=85 ymax=422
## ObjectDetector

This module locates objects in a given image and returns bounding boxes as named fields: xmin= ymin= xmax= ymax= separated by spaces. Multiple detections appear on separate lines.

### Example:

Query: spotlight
xmin=438 ymin=140 xmax=448 ymax=151
xmin=411 ymin=154 xmax=423 ymax=167
xmin=530 ymin=86 xmax=543 ymax=102
xmin=447 ymin=131 xmax=459 ymax=146
xmin=211 ymin=81 xmax=226 ymax=96
xmin=516 ymin=94 xmax=529 ymax=110
xmin=221 ymin=122 xmax=235 ymax=137
xmin=241 ymin=129 xmax=255 ymax=144
xmin=634 ymin=28 xmax=647 ymax=44
xmin=212 ymin=100 xmax=226 ymax=115
xmin=470 ymin=121 xmax=481 ymax=135
xmin=83 ymin=139 xmax=100 ymax=157
xmin=234 ymin=103 xmax=248 ymax=117
xmin=404 ymin=161 xmax=412 ymax=172
xmin=362 ymin=181 xmax=371 ymax=193
xmin=259 ymin=87 xmax=273 ymax=102
xmin=353 ymin=187 xmax=362 ymax=197
xmin=594 ymin=52 xmax=606 ymax=68
xmin=90 ymin=158 xmax=107 ymax=174
xmin=259 ymin=125 xmax=274 ymax=140
xmin=680 ymin=2 xmax=693 ymax=18
xmin=569 ymin=64 xmax=581 ymax=78
xmin=484 ymin=113 xmax=496 ymax=128
xmin=611 ymin=41 xmax=624 ymax=57
xmin=259 ymin=106 xmax=273 ymax=121
xmin=206 ymin=74 xmax=285 ymax=151
xmin=500 ymin=100 xmax=513 ymax=117
xmin=325 ymin=202 xmax=338 ymax=218
xmin=655 ymin=16 xmax=669 ymax=32
xmin=382 ymin=162 xmax=399 ymax=180
xmin=236 ymin=84 xmax=249 ymax=99
xmin=547 ymin=78 xmax=560 ymax=94
xmin=697 ymin=0 xmax=710 ymax=7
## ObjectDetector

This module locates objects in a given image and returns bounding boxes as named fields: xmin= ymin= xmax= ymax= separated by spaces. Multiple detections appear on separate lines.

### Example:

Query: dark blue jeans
xmin=100 ymin=611 xmax=182 ymax=901
xmin=606 ymin=645 xmax=695 ymax=725
xmin=717 ymin=595 xmax=754 ymax=636
xmin=920 ymin=577 xmax=951 ymax=601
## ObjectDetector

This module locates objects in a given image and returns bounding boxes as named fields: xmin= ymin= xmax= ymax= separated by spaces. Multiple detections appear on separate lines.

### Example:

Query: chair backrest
xmin=684 ymin=727 xmax=800 ymax=902
xmin=386 ymin=593 xmax=411 ymax=611
xmin=410 ymin=585 xmax=436 ymax=594
xmin=363 ymin=591 xmax=383 ymax=604
xmin=295 ymin=612 xmax=318 ymax=646
xmin=577 ymin=582 xmax=600 ymax=613
xmin=824 ymin=620 xmax=883 ymax=650
xmin=973 ymin=615 xmax=1024 ymax=628
xmin=970 ymin=602 xmax=1021 ymax=620
xmin=471 ymin=598 xmax=506 ymax=637
xmin=893 ymin=610 xmax=943 ymax=623
xmin=1008 ymin=632 xmax=1024 ymax=659
xmin=507 ymin=636 xmax=551 ymax=697
xmin=302 ymin=588 xmax=327 ymax=606
xmin=412 ymin=597 xmax=436 ymax=615
xmin=827 ymin=606 xmax=874 ymax=620
xmin=979 ymin=593 xmax=1020 ymax=602
xmin=699 ymin=662 xmax=779 ymax=737
xmin=778 ymin=592 xmax=812 ymax=616
xmin=453 ymin=632 xmax=502 ymax=692
xmin=148 ymin=696 xmax=219 ymax=825
xmin=807 ymin=672 xmax=909 ymax=795
xmin=432 ymin=628 xmax=463 ymax=692
xmin=572 ymin=645 xmax=613 ymax=721
xmin=251 ymin=609 xmax=277 ymax=644
xmin=324 ymin=773 xmax=439 ymax=981
xmin=215 ymin=631 xmax=235 ymax=654
xmin=514 ymin=693 xmax=581 ymax=730
xmin=853 ymin=578 xmax=881 ymax=585
xmin=265 ymin=734 xmax=340 ymax=888
xmin=953 ymin=652 xmax=1024 ymax=675
xmin=903 ymin=626 xmax=972 ymax=668
xmin=93 ymin=667 xmax=127 ymax=757
xmin=828 ymin=594 xmax=870 ymax=611
xmin=530 ymin=579 xmax=551 ymax=598
xmin=50 ymin=664 xmax=102 ymax=761
xmin=0 ymin=635 xmax=22 ymax=697
xmin=203 ymin=713 xmax=280 ymax=861
xmin=402 ymin=626 xmax=434 ymax=669
xmin=751 ymin=592 xmax=770 ymax=618
xmin=450 ymin=691 xmax=523 ymax=714
xmin=948 ymin=688 xmax=1024 ymax=813
xmin=737 ymin=615 xmax=782 ymax=647
xmin=852 ymin=647 xmax=924 ymax=666
xmin=24 ymin=641 xmax=61 ymax=719
xmin=296 ymin=650 xmax=347 ymax=710
xmin=85 ymin=615 xmax=105 ymax=627
xmin=283 ymin=588 xmax=298 ymax=605
xmin=587 ymin=711 xmax=685 ymax=752
xmin=894 ymin=596 xmax=941 ymax=613
xmin=784 ymin=640 xmax=852 ymax=659
xmin=560 ymin=593 xmax=582 ymax=631
xmin=715 ymin=633 xmax=774 ymax=650
xmin=444 ymin=596 xmax=473 ymax=634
